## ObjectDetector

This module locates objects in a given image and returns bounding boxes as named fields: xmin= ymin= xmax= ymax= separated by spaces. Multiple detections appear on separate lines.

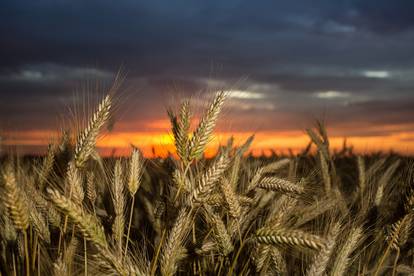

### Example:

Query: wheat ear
xmin=2 ymin=167 xmax=29 ymax=231
xmin=53 ymin=237 xmax=78 ymax=275
xmin=193 ymin=154 xmax=230 ymax=202
xmin=221 ymin=178 xmax=241 ymax=218
xmin=256 ymin=227 xmax=326 ymax=251
xmin=212 ymin=213 xmax=234 ymax=256
xmin=3 ymin=167 xmax=30 ymax=276
xmin=74 ymin=95 xmax=111 ymax=168
xmin=128 ymin=148 xmax=143 ymax=196
xmin=257 ymin=176 xmax=304 ymax=195
xmin=173 ymin=100 xmax=191 ymax=163
xmin=86 ymin=172 xmax=97 ymax=206
xmin=23 ymin=192 xmax=50 ymax=243
xmin=188 ymin=91 xmax=227 ymax=161
xmin=47 ymin=188 xmax=107 ymax=248
xmin=247 ymin=159 xmax=290 ymax=192
xmin=375 ymin=160 xmax=400 ymax=206
xmin=294 ymin=198 xmax=337 ymax=227
xmin=24 ymin=181 xmax=61 ymax=227
xmin=161 ymin=208 xmax=192 ymax=276
xmin=331 ymin=226 xmax=363 ymax=276
xmin=66 ymin=161 xmax=84 ymax=206
xmin=112 ymin=160 xmax=125 ymax=256
xmin=306 ymin=223 xmax=341 ymax=276
xmin=124 ymin=148 xmax=143 ymax=259
xmin=38 ymin=144 xmax=55 ymax=189
xmin=357 ymin=156 xmax=366 ymax=195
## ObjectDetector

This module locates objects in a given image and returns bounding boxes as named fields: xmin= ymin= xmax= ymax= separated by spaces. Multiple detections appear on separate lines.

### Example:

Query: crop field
xmin=0 ymin=92 xmax=413 ymax=276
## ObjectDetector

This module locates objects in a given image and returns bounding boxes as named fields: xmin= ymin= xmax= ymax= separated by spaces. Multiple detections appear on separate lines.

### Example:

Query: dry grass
xmin=0 ymin=90 xmax=414 ymax=275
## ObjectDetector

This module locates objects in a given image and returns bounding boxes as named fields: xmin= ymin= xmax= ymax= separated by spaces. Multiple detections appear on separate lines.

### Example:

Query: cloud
xmin=0 ymin=0 xmax=414 ymax=151
xmin=228 ymin=90 xmax=266 ymax=99
xmin=314 ymin=91 xmax=350 ymax=99
xmin=0 ymin=63 xmax=113 ymax=83
xmin=362 ymin=70 xmax=390 ymax=79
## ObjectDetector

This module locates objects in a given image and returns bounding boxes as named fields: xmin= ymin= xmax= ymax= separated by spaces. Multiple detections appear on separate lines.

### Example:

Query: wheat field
xmin=0 ymin=91 xmax=413 ymax=276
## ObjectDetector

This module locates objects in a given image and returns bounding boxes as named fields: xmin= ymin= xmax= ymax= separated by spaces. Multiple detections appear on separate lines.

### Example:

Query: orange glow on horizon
xmin=2 ymin=128 xmax=414 ymax=157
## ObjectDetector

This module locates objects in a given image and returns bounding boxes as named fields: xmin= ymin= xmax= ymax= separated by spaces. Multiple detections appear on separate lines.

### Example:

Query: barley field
xmin=1 ymin=91 xmax=413 ymax=276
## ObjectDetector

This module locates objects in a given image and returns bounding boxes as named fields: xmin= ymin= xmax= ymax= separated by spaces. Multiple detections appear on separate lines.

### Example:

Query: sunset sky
xmin=1 ymin=0 xmax=414 ymax=156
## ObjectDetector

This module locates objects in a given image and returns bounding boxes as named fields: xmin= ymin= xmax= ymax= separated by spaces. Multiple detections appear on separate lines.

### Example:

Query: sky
xmin=1 ymin=0 xmax=414 ymax=156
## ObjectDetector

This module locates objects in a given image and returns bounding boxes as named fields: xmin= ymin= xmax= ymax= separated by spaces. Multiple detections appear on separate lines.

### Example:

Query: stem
xmin=57 ymin=215 xmax=69 ymax=255
xmin=375 ymin=216 xmax=408 ymax=276
xmin=392 ymin=248 xmax=400 ymax=276
xmin=37 ymin=246 xmax=40 ymax=276
xmin=24 ymin=230 xmax=30 ymax=276
xmin=123 ymin=195 xmax=135 ymax=260
xmin=68 ymin=225 xmax=76 ymax=276
xmin=31 ymin=235 xmax=38 ymax=271
xmin=374 ymin=240 xmax=394 ymax=276
xmin=150 ymin=230 xmax=166 ymax=276
xmin=12 ymin=252 xmax=17 ymax=276
xmin=84 ymin=238 xmax=88 ymax=276
xmin=174 ymin=163 xmax=191 ymax=201
xmin=227 ymin=222 xmax=254 ymax=276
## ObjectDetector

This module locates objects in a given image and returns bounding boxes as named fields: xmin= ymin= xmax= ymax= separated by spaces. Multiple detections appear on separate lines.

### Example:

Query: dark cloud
xmin=347 ymin=0 xmax=414 ymax=33
xmin=1 ymin=0 xmax=414 ymax=149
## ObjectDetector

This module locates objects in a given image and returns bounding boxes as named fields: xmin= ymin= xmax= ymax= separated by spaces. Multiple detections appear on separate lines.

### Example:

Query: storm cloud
xmin=1 ymin=0 xmax=414 ymax=152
